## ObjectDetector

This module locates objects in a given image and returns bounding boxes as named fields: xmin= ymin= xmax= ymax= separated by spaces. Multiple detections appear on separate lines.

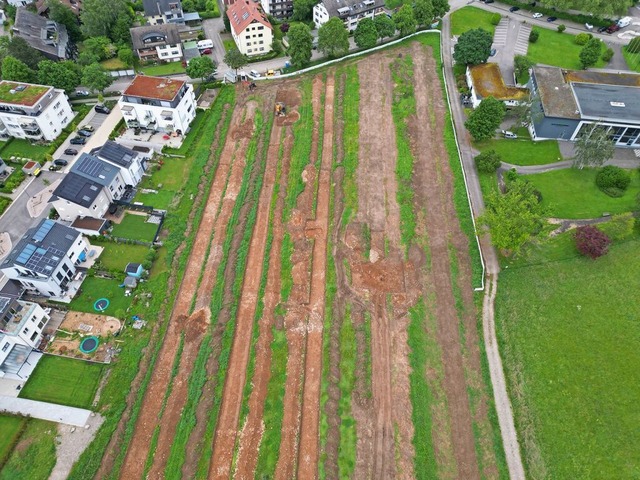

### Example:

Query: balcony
xmin=160 ymin=110 xmax=174 ymax=121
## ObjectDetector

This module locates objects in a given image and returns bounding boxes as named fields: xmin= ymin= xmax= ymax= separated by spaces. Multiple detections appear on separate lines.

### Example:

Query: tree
xmin=575 ymin=33 xmax=591 ymax=45
xmin=596 ymin=165 xmax=631 ymax=197
xmin=77 ymin=51 xmax=100 ymax=66
xmin=186 ymin=56 xmax=216 ymax=80
xmin=8 ymin=37 xmax=44 ymax=71
xmin=479 ymin=179 xmax=547 ymax=255
xmin=514 ymin=55 xmax=533 ymax=81
xmin=453 ymin=28 xmax=492 ymax=65
xmin=81 ymin=0 xmax=126 ymax=38
xmin=223 ymin=8 xmax=231 ymax=32
xmin=224 ymin=48 xmax=247 ymax=74
xmin=537 ymin=0 xmax=629 ymax=16
xmin=47 ymin=0 xmax=82 ymax=42
xmin=318 ymin=17 xmax=349 ymax=58
xmin=465 ymin=97 xmax=505 ymax=141
xmin=579 ymin=37 xmax=602 ymax=69
xmin=81 ymin=63 xmax=113 ymax=93
xmin=557 ymin=24 xmax=566 ymax=33
xmin=280 ymin=23 xmax=290 ymax=33
xmin=574 ymin=225 xmax=611 ymax=259
xmin=393 ymin=5 xmax=417 ymax=38
xmin=475 ymin=150 xmax=502 ymax=173
xmin=354 ymin=18 xmax=378 ymax=50
xmin=374 ymin=14 xmax=396 ymax=42
xmin=118 ymin=47 xmax=135 ymax=67
xmin=413 ymin=0 xmax=434 ymax=26
xmin=602 ymin=47 xmax=614 ymax=62
xmin=287 ymin=23 xmax=313 ymax=67
xmin=2 ymin=56 xmax=35 ymax=82
xmin=529 ymin=29 xmax=539 ymax=43
xmin=292 ymin=0 xmax=316 ymax=22
xmin=432 ymin=0 xmax=449 ymax=18
xmin=573 ymin=123 xmax=615 ymax=169
xmin=84 ymin=36 xmax=112 ymax=61
xmin=110 ymin=11 xmax=134 ymax=45
xmin=37 ymin=60 xmax=81 ymax=92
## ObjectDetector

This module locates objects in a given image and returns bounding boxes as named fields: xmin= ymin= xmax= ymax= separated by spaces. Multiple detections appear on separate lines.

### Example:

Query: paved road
xmin=0 ymin=395 xmax=93 ymax=426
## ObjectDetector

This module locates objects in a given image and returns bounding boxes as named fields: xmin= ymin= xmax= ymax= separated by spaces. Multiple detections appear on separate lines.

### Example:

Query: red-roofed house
xmin=227 ymin=0 xmax=273 ymax=57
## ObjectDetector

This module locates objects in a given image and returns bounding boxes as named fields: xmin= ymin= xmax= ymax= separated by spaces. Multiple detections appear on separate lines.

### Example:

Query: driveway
xmin=203 ymin=18 xmax=229 ymax=70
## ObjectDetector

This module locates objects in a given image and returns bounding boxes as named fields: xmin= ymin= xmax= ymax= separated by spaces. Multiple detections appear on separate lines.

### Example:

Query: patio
xmin=118 ymin=128 xmax=184 ymax=151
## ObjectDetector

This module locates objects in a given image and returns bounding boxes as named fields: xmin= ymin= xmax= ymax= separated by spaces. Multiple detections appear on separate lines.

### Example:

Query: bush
xmin=596 ymin=166 xmax=631 ymax=197
xmin=529 ymin=29 xmax=539 ymax=43
xmin=557 ymin=24 xmax=566 ymax=33
xmin=599 ymin=213 xmax=635 ymax=241
xmin=491 ymin=13 xmax=502 ymax=26
xmin=575 ymin=33 xmax=591 ymax=45
xmin=602 ymin=47 xmax=614 ymax=62
xmin=575 ymin=225 xmax=611 ymax=259
xmin=475 ymin=150 xmax=502 ymax=173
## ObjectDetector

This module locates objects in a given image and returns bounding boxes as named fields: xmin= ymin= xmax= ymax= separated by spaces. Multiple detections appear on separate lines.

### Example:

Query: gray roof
xmin=51 ymin=172 xmax=105 ymax=207
xmin=125 ymin=263 xmax=142 ymax=274
xmin=184 ymin=46 xmax=201 ymax=62
xmin=573 ymin=83 xmax=640 ymax=124
xmin=142 ymin=0 xmax=183 ymax=18
xmin=319 ymin=0 xmax=384 ymax=18
xmin=130 ymin=23 xmax=181 ymax=51
xmin=183 ymin=12 xmax=201 ymax=21
xmin=0 ymin=220 xmax=80 ymax=275
xmin=13 ymin=8 xmax=70 ymax=60
xmin=71 ymin=153 xmax=120 ymax=187
xmin=91 ymin=141 xmax=138 ymax=168
xmin=532 ymin=66 xmax=580 ymax=119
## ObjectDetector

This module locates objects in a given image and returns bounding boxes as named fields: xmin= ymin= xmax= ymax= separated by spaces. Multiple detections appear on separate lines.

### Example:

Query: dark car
xmin=483 ymin=0 xmax=494 ymax=3
xmin=547 ymin=16 xmax=557 ymax=22
xmin=598 ymin=25 xmax=609 ymax=33
xmin=76 ymin=90 xmax=89 ymax=97
xmin=490 ymin=48 xmax=497 ymax=56
xmin=69 ymin=136 xmax=87 ymax=145
xmin=606 ymin=24 xmax=620 ymax=33
xmin=53 ymin=159 xmax=68 ymax=166
xmin=509 ymin=6 xmax=520 ymax=12
xmin=63 ymin=148 xmax=78 ymax=155
xmin=95 ymin=104 xmax=111 ymax=114
xmin=77 ymin=129 xmax=92 ymax=137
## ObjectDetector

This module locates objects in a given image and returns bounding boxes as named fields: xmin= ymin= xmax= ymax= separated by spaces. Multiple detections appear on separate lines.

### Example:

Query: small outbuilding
xmin=123 ymin=276 xmax=138 ymax=289
xmin=125 ymin=262 xmax=144 ymax=278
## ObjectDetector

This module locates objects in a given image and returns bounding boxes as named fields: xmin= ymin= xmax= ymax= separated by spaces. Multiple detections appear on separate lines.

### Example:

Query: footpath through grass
xmin=496 ymin=238 xmax=640 ymax=479
xmin=19 ymin=355 xmax=104 ymax=409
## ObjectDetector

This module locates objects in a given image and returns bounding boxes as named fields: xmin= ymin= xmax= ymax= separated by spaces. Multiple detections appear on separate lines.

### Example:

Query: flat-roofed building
xmin=313 ymin=0 xmax=385 ymax=32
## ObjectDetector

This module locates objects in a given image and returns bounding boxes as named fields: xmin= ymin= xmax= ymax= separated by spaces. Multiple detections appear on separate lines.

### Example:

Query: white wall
xmin=156 ymin=43 xmax=183 ymax=62
xmin=52 ymin=188 xmax=111 ymax=222
xmin=232 ymin=22 xmax=273 ymax=56
xmin=0 ymin=91 xmax=73 ymax=142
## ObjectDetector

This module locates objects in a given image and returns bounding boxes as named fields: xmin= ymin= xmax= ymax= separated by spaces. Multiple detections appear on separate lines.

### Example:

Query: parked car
xmin=490 ymin=48 xmax=497 ymax=56
xmin=585 ymin=23 xmax=594 ymax=30
xmin=533 ymin=12 xmax=543 ymax=18
xmin=502 ymin=130 xmax=518 ymax=139
xmin=63 ymin=148 xmax=78 ymax=155
xmin=598 ymin=25 xmax=609 ymax=33
xmin=509 ymin=6 xmax=520 ymax=12
xmin=77 ymin=129 xmax=92 ymax=137
xmin=606 ymin=24 xmax=620 ymax=33
xmin=53 ymin=159 xmax=68 ymax=166
xmin=547 ymin=16 xmax=558 ymax=22
xmin=248 ymin=69 xmax=261 ymax=79
xmin=201 ymin=48 xmax=212 ymax=54
xmin=483 ymin=0 xmax=494 ymax=3
xmin=79 ymin=124 xmax=94 ymax=132
xmin=76 ymin=90 xmax=89 ymax=96
xmin=95 ymin=104 xmax=111 ymax=114
xmin=69 ymin=136 xmax=87 ymax=145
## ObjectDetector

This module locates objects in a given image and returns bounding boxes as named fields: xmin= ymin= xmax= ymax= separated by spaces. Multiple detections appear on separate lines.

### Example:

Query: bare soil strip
xmin=119 ymin=103 xmax=254 ymax=480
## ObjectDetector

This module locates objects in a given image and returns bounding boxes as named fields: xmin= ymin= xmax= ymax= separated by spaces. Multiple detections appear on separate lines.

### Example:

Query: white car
xmin=585 ymin=23 xmax=594 ymax=30
xmin=533 ymin=12 xmax=543 ymax=18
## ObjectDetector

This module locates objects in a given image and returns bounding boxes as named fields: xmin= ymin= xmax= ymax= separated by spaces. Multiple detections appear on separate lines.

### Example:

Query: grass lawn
xmin=223 ymin=39 xmax=236 ymax=53
xmin=0 ymin=419 xmax=57 ymax=480
xmin=0 ymin=139 xmax=49 ymax=163
xmin=474 ymin=136 xmax=562 ymax=166
xmin=496 ymin=238 xmax=640 ymax=479
xmin=622 ymin=46 xmax=640 ymax=72
xmin=450 ymin=7 xmax=497 ymax=37
xmin=100 ymin=57 xmax=128 ymax=71
xmin=139 ymin=62 xmax=185 ymax=76
xmin=68 ymin=276 xmax=133 ymax=315
xmin=111 ymin=213 xmax=158 ymax=242
xmin=0 ymin=415 xmax=26 ymax=465
xmin=19 ymin=355 xmax=104 ymax=409
xmin=528 ymin=28 xmax=606 ymax=70
xmin=164 ymin=109 xmax=207 ymax=155
xmin=525 ymin=168 xmax=640 ymax=218
xmin=99 ymin=243 xmax=151 ymax=271
xmin=133 ymin=157 xmax=193 ymax=210
xmin=0 ymin=196 xmax=11 ymax=215
xmin=0 ymin=166 xmax=26 ymax=194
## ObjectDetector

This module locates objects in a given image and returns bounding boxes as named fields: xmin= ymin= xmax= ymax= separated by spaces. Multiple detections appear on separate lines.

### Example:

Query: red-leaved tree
xmin=575 ymin=225 xmax=611 ymax=259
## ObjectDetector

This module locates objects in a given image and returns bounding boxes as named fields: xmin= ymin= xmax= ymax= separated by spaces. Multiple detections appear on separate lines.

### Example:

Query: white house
xmin=260 ymin=0 xmax=293 ymax=19
xmin=91 ymin=141 xmax=147 ymax=186
xmin=227 ymin=0 xmax=273 ymax=57
xmin=6 ymin=0 xmax=33 ymax=7
xmin=0 ymin=81 xmax=74 ymax=142
xmin=50 ymin=153 xmax=127 ymax=222
xmin=143 ymin=0 xmax=185 ymax=25
xmin=0 ymin=220 xmax=87 ymax=298
xmin=313 ymin=0 xmax=386 ymax=31
xmin=119 ymin=75 xmax=197 ymax=135
xmin=0 ymin=295 xmax=50 ymax=378
xmin=130 ymin=23 xmax=183 ymax=63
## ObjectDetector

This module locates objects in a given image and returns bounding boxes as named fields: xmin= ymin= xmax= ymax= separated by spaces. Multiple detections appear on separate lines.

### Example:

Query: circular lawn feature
xmin=94 ymin=298 xmax=110 ymax=312
xmin=79 ymin=336 xmax=99 ymax=354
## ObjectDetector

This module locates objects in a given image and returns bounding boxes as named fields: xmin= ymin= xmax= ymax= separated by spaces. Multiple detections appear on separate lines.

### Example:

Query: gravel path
xmin=49 ymin=413 xmax=105 ymax=480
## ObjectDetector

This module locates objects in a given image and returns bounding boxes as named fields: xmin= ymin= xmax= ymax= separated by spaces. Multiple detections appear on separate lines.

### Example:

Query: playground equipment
xmin=79 ymin=336 xmax=99 ymax=354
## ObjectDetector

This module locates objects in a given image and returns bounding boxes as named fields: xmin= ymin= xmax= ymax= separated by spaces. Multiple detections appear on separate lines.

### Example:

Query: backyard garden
xmin=110 ymin=213 xmax=159 ymax=243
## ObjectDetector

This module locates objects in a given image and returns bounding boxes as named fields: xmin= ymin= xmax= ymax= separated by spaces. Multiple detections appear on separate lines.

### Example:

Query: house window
xmin=1 ymin=342 xmax=9 ymax=352
xmin=30 ymin=331 xmax=38 ymax=341
xmin=171 ymin=51 xmax=179 ymax=55
xmin=23 ymin=327 xmax=29 ymax=335
xmin=248 ymin=49 xmax=253 ymax=53
xmin=38 ymin=319 xmax=46 ymax=329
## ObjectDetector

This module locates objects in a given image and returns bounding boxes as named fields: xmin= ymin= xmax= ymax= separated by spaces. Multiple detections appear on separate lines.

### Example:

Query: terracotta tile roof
xmin=123 ymin=75 xmax=185 ymax=101
xmin=227 ymin=0 xmax=272 ymax=36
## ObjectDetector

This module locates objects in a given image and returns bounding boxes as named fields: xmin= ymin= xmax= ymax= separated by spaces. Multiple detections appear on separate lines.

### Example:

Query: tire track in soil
xmin=95 ymin=103 xmax=232 ymax=480
xmin=119 ymin=101 xmax=256 ymax=480
xmin=275 ymin=75 xmax=324 ymax=480
xmin=408 ymin=42 xmax=481 ymax=479
xmin=297 ymin=73 xmax=335 ymax=480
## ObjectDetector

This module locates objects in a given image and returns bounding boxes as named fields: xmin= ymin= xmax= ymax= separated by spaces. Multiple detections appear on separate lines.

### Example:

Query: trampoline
xmin=94 ymin=298 xmax=110 ymax=312
xmin=79 ymin=336 xmax=99 ymax=354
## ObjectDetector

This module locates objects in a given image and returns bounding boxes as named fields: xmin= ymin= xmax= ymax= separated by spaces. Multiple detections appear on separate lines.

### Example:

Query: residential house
xmin=227 ymin=0 xmax=273 ymax=57
xmin=260 ymin=0 xmax=293 ymax=20
xmin=0 ymin=294 xmax=50 ymax=378
xmin=13 ymin=8 xmax=74 ymax=60
xmin=529 ymin=65 xmax=640 ymax=146
xmin=313 ymin=0 xmax=385 ymax=32
xmin=465 ymin=63 xmax=529 ymax=109
xmin=143 ymin=0 xmax=184 ymax=24
xmin=119 ymin=75 xmax=197 ymax=135
xmin=6 ymin=0 xmax=33 ymax=7
xmin=36 ymin=0 xmax=82 ymax=16
xmin=0 ymin=81 xmax=74 ymax=142
xmin=50 ymin=153 xmax=127 ymax=221
xmin=130 ymin=23 xmax=183 ymax=63
xmin=0 ymin=219 xmax=87 ymax=298
xmin=91 ymin=140 xmax=147 ymax=186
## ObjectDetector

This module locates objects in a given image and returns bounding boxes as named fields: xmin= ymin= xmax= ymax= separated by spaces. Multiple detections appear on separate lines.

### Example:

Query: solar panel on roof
xmin=36 ymin=247 xmax=47 ymax=255
xmin=16 ymin=244 xmax=36 ymax=264
xmin=32 ymin=219 xmax=55 ymax=242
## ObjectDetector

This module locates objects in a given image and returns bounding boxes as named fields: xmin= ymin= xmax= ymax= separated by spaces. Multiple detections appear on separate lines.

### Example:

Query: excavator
xmin=275 ymin=102 xmax=286 ymax=117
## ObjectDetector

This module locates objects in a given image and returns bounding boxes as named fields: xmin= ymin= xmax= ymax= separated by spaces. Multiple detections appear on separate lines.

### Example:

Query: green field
xmin=525 ymin=168 xmax=640 ymax=218
xmin=100 ymin=57 xmax=128 ymax=71
xmin=139 ymin=62 xmax=185 ymax=76
xmin=0 ymin=416 xmax=26 ymax=466
xmin=474 ymin=137 xmax=562 ymax=166
xmin=111 ymin=214 xmax=158 ymax=242
xmin=528 ymin=28 xmax=607 ymax=70
xmin=622 ymin=46 xmax=640 ymax=73
xmin=0 ymin=140 xmax=49 ymax=163
xmin=99 ymin=243 xmax=151 ymax=271
xmin=0 ymin=419 xmax=57 ymax=480
xmin=223 ymin=39 xmax=236 ymax=53
xmin=450 ymin=6 xmax=498 ymax=37
xmin=496 ymin=238 xmax=640 ymax=479
xmin=68 ymin=276 xmax=132 ymax=315
xmin=19 ymin=355 xmax=104 ymax=409
xmin=134 ymin=157 xmax=194 ymax=210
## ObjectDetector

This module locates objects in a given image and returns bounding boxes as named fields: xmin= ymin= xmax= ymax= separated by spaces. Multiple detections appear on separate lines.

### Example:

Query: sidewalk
xmin=27 ymin=178 xmax=61 ymax=218
xmin=0 ymin=395 xmax=93 ymax=426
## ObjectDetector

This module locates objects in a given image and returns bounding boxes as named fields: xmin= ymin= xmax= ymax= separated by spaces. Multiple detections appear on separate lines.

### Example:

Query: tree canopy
xmin=464 ymin=97 xmax=506 ymax=142
xmin=2 ymin=57 xmax=35 ymax=83
xmin=80 ymin=0 xmax=128 ymax=39
xmin=287 ymin=23 xmax=313 ymax=67
xmin=224 ymin=48 xmax=248 ymax=73
xmin=514 ymin=55 xmax=533 ymax=80
xmin=432 ymin=0 xmax=450 ymax=18
xmin=543 ymin=0 xmax=630 ymax=16
xmin=393 ymin=5 xmax=417 ymax=38
xmin=413 ymin=0 xmax=434 ymax=26
xmin=186 ymin=56 xmax=216 ymax=80
xmin=374 ymin=14 xmax=396 ymax=41
xmin=84 ymin=36 xmax=113 ymax=61
xmin=47 ymin=0 xmax=82 ymax=42
xmin=318 ymin=17 xmax=349 ymax=58
xmin=117 ymin=47 xmax=135 ymax=67
xmin=37 ymin=60 xmax=81 ymax=92
xmin=81 ymin=64 xmax=113 ymax=93
xmin=573 ymin=124 xmax=615 ymax=169
xmin=575 ymin=225 xmax=611 ymax=259
xmin=7 ymin=37 xmax=44 ymax=71
xmin=579 ymin=37 xmax=602 ymax=69
xmin=291 ymin=0 xmax=316 ymax=22
xmin=453 ymin=28 xmax=493 ymax=66
xmin=354 ymin=18 xmax=378 ymax=50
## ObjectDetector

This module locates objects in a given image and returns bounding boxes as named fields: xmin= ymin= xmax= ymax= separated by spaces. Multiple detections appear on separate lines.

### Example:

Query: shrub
xmin=491 ymin=13 xmax=502 ymax=26
xmin=602 ymin=47 xmax=614 ymax=62
xmin=529 ymin=29 xmax=539 ymax=43
xmin=575 ymin=33 xmax=590 ymax=45
xmin=475 ymin=150 xmax=502 ymax=173
xmin=596 ymin=165 xmax=631 ymax=197
xmin=599 ymin=213 xmax=635 ymax=241
xmin=575 ymin=225 xmax=611 ymax=259
xmin=557 ymin=24 xmax=566 ymax=33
